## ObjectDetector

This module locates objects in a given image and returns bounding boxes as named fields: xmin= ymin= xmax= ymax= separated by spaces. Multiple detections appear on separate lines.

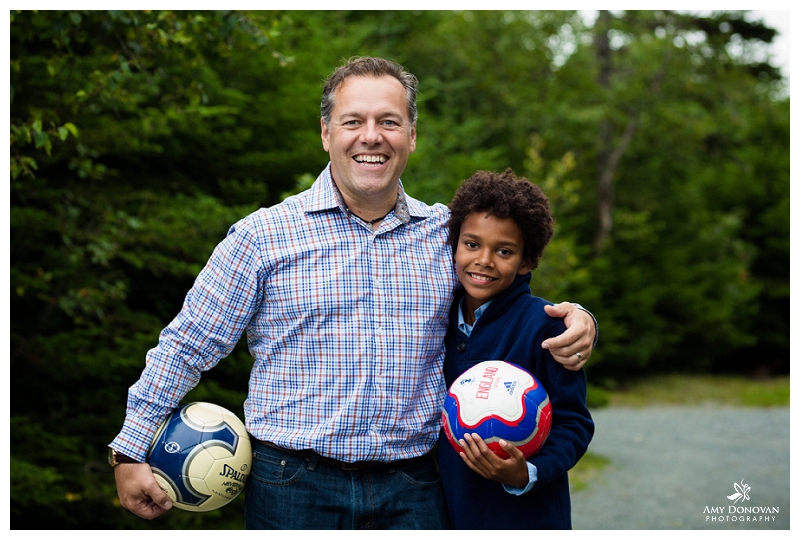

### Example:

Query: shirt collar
xmin=457 ymin=298 xmax=493 ymax=337
xmin=306 ymin=163 xmax=435 ymax=224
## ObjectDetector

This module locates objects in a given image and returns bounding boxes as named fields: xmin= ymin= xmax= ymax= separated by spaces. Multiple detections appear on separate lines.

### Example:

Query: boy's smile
xmin=455 ymin=212 xmax=533 ymax=324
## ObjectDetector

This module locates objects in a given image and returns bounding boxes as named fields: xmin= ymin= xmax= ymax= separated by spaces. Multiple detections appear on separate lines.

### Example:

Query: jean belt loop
xmin=305 ymin=451 xmax=319 ymax=472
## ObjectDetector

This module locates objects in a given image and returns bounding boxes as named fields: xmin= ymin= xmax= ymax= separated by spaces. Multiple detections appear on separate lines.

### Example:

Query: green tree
xmin=10 ymin=10 xmax=290 ymax=528
xmin=538 ymin=10 xmax=787 ymax=376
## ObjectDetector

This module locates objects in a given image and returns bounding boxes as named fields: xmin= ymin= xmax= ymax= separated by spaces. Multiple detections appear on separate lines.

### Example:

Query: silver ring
xmin=576 ymin=352 xmax=583 ymax=361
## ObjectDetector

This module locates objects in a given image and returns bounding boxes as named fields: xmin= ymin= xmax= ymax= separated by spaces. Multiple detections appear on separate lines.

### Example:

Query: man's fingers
xmin=550 ymin=349 xmax=589 ymax=370
xmin=543 ymin=301 xmax=572 ymax=319
xmin=115 ymin=462 xmax=173 ymax=519
xmin=542 ymin=302 xmax=594 ymax=371
xmin=541 ymin=302 xmax=579 ymax=351
xmin=148 ymin=483 xmax=173 ymax=510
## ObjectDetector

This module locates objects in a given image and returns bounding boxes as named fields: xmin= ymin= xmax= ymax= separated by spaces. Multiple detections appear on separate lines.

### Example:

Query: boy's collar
xmin=457 ymin=298 xmax=493 ymax=336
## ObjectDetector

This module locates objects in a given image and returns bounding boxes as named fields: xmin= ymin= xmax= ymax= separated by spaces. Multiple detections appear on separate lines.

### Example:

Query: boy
xmin=437 ymin=169 xmax=594 ymax=529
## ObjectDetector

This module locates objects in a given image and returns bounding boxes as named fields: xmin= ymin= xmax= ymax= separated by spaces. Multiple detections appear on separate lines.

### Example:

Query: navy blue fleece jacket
xmin=437 ymin=273 xmax=594 ymax=529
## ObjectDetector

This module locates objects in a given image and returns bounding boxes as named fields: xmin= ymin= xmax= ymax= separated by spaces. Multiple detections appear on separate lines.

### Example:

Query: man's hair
xmin=448 ymin=169 xmax=555 ymax=270
xmin=320 ymin=56 xmax=418 ymax=126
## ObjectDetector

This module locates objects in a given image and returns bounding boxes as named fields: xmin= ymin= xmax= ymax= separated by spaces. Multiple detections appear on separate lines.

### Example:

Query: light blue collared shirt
xmin=457 ymin=298 xmax=492 ymax=337
xmin=112 ymin=164 xmax=457 ymax=463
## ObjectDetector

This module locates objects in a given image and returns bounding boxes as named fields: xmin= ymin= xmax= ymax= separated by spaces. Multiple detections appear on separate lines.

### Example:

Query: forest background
xmin=9 ymin=10 xmax=789 ymax=529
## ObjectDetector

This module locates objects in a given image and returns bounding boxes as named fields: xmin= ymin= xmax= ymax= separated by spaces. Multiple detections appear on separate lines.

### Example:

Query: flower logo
xmin=726 ymin=479 xmax=751 ymax=503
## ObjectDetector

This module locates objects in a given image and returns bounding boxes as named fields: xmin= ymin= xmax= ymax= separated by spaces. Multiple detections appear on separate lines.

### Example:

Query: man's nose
xmin=360 ymin=121 xmax=383 ymax=145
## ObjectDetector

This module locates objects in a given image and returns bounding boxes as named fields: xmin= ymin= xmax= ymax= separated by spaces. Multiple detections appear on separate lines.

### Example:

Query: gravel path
xmin=570 ymin=406 xmax=790 ymax=530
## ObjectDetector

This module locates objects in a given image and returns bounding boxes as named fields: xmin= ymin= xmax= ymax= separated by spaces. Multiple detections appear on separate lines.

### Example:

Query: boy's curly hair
xmin=448 ymin=169 xmax=554 ymax=270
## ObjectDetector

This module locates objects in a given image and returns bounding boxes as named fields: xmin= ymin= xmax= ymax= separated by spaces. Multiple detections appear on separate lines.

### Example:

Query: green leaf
xmin=32 ymin=130 xmax=49 ymax=149
xmin=62 ymin=122 xmax=79 ymax=138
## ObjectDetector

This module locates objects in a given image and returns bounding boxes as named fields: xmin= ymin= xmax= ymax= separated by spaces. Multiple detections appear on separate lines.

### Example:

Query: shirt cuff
xmin=110 ymin=413 xmax=167 ymax=462
xmin=503 ymin=462 xmax=538 ymax=496
xmin=573 ymin=303 xmax=599 ymax=348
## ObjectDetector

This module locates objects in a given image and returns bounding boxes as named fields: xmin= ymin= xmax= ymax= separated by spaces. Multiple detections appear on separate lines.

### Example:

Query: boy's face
xmin=455 ymin=212 xmax=533 ymax=314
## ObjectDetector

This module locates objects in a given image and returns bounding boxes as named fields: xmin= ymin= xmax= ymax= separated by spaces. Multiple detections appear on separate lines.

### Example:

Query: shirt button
xmin=457 ymin=342 xmax=466 ymax=352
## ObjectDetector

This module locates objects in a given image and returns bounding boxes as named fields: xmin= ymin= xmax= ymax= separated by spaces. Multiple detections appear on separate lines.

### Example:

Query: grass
xmin=604 ymin=374 xmax=790 ymax=408
xmin=569 ymin=452 xmax=610 ymax=492
xmin=569 ymin=374 xmax=790 ymax=492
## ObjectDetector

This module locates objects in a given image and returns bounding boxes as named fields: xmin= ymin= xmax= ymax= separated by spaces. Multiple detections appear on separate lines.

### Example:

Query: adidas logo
xmin=504 ymin=381 xmax=517 ymax=394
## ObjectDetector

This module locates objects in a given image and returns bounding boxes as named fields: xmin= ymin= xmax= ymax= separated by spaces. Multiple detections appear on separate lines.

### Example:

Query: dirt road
xmin=570 ymin=406 xmax=790 ymax=530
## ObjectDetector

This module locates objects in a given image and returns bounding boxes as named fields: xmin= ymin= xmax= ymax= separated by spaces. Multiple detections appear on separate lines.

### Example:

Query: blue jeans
xmin=245 ymin=440 xmax=448 ymax=529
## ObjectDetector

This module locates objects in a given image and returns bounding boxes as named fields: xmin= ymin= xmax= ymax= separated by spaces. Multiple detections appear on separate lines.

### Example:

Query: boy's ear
xmin=518 ymin=258 xmax=534 ymax=275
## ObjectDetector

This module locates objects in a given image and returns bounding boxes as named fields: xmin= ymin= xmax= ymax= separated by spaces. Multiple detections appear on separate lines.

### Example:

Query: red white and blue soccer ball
xmin=442 ymin=361 xmax=552 ymax=459
xmin=147 ymin=402 xmax=252 ymax=512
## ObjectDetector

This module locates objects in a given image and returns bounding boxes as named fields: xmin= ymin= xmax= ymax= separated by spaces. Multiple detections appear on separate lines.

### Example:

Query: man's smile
xmin=353 ymin=154 xmax=388 ymax=165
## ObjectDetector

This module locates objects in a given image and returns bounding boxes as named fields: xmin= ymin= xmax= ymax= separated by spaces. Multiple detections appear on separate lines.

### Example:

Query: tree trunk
xmin=593 ymin=10 xmax=614 ymax=257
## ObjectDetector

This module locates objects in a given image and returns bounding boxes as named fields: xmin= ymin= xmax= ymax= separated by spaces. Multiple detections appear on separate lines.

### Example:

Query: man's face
xmin=321 ymin=75 xmax=416 ymax=207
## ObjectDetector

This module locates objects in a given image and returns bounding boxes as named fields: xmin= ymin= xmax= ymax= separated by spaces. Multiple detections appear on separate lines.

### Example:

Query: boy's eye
xmin=464 ymin=241 xmax=478 ymax=249
xmin=498 ymin=249 xmax=512 ymax=256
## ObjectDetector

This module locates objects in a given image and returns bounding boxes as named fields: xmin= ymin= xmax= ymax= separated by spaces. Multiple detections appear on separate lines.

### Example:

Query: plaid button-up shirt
xmin=112 ymin=164 xmax=457 ymax=462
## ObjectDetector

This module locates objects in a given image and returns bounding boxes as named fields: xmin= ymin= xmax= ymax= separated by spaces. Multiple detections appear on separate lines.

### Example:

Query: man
xmin=109 ymin=57 xmax=596 ymax=529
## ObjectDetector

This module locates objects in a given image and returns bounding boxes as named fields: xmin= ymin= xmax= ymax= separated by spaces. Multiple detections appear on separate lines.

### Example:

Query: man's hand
xmin=114 ymin=462 xmax=173 ymax=519
xmin=457 ymin=434 xmax=529 ymax=489
xmin=542 ymin=302 xmax=596 ymax=371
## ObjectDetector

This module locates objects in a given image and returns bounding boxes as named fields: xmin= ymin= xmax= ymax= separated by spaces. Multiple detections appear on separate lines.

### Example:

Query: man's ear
xmin=321 ymin=117 xmax=330 ymax=152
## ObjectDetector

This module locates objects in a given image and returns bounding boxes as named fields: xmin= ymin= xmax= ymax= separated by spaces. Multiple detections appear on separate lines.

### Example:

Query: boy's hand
xmin=457 ymin=433 xmax=529 ymax=489
xmin=542 ymin=302 xmax=595 ymax=370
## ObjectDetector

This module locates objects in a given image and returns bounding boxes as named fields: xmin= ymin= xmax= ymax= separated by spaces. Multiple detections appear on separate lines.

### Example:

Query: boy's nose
xmin=476 ymin=251 xmax=493 ymax=268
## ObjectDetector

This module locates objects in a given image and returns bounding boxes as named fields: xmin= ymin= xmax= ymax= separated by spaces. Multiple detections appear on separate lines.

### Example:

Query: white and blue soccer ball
xmin=442 ymin=361 xmax=552 ymax=459
xmin=147 ymin=402 xmax=252 ymax=512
